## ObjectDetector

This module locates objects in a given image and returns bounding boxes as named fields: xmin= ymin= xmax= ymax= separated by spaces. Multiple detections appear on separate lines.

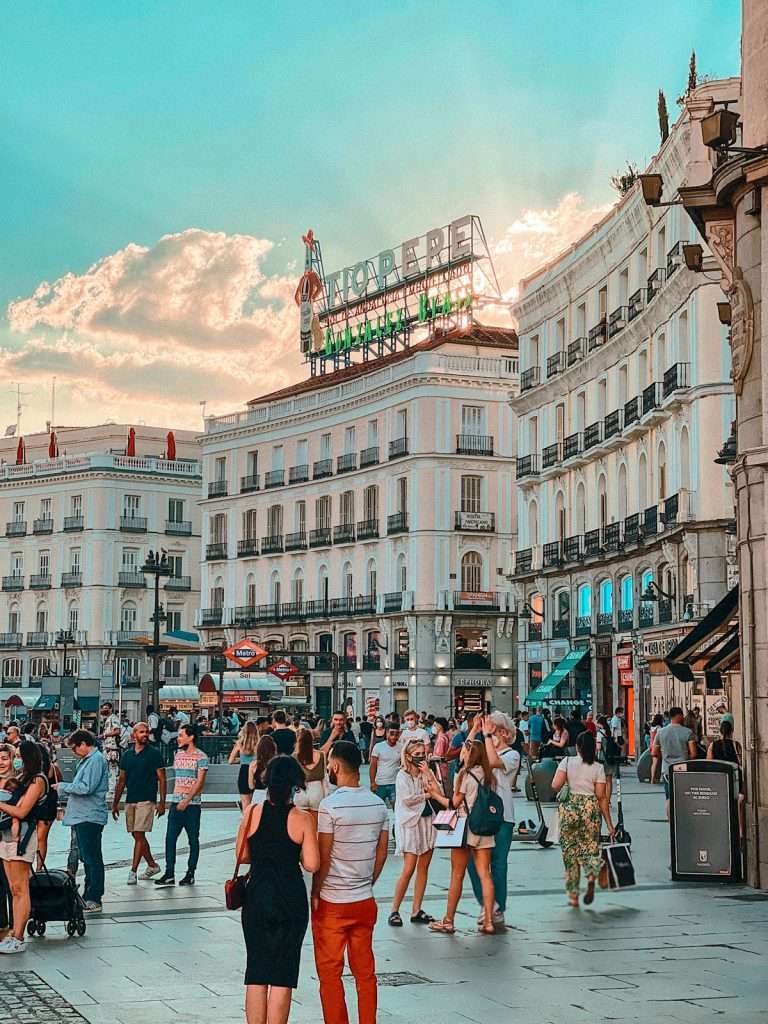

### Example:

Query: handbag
xmin=435 ymin=814 xmax=468 ymax=848
xmin=556 ymin=758 xmax=571 ymax=804
xmin=601 ymin=843 xmax=636 ymax=889
xmin=432 ymin=808 xmax=459 ymax=831
xmin=225 ymin=806 xmax=255 ymax=910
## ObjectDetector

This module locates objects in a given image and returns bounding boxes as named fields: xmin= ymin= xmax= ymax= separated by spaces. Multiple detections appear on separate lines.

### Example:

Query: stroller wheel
xmin=37 ymin=921 xmax=46 ymax=936
xmin=26 ymin=920 xmax=37 ymax=936
xmin=66 ymin=920 xmax=77 ymax=937
xmin=76 ymin=918 xmax=86 ymax=937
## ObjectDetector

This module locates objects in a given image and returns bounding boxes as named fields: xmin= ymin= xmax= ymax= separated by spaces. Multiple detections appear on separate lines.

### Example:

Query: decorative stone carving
xmin=728 ymin=269 xmax=755 ymax=395
xmin=705 ymin=219 xmax=735 ymax=290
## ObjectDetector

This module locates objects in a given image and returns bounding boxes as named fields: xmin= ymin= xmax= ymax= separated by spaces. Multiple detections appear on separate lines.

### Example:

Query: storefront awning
xmin=198 ymin=673 xmax=283 ymax=704
xmin=76 ymin=696 xmax=100 ymax=713
xmin=34 ymin=694 xmax=59 ymax=710
xmin=525 ymin=647 xmax=589 ymax=706
xmin=3 ymin=692 xmax=39 ymax=709
xmin=665 ymin=586 xmax=739 ymax=682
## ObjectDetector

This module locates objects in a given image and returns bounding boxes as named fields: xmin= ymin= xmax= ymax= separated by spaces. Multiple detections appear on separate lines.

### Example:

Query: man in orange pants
xmin=312 ymin=740 xmax=389 ymax=1024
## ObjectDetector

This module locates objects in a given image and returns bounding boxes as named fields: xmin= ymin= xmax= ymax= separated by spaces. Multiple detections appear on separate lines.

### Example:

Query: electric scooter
xmin=600 ymin=761 xmax=632 ymax=846
xmin=511 ymin=753 xmax=553 ymax=848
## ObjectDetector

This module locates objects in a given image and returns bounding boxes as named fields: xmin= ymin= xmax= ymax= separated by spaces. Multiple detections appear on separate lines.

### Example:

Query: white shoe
xmin=492 ymin=910 xmax=505 ymax=927
xmin=127 ymin=870 xmax=137 ymax=885
xmin=141 ymin=864 xmax=161 ymax=879
xmin=84 ymin=901 xmax=103 ymax=913
xmin=0 ymin=936 xmax=25 ymax=954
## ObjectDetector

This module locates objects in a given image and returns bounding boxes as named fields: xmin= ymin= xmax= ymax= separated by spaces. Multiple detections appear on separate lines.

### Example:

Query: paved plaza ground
xmin=1 ymin=773 xmax=765 ymax=1024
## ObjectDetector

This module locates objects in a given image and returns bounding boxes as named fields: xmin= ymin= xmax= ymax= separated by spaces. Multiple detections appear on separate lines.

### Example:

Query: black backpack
xmin=466 ymin=770 xmax=504 ymax=836
xmin=604 ymin=732 xmax=622 ymax=764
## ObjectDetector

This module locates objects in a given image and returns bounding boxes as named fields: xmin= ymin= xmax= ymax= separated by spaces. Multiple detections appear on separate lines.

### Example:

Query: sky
xmin=0 ymin=1 xmax=741 ymax=433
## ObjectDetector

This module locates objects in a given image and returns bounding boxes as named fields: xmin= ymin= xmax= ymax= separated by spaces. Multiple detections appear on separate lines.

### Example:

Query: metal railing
xmin=542 ymin=442 xmax=561 ymax=469
xmin=165 ymin=520 xmax=192 ymax=536
xmin=165 ymin=575 xmax=191 ymax=591
xmin=206 ymin=542 xmax=228 ymax=560
xmin=603 ymin=522 xmax=622 ymax=550
xmin=567 ymin=338 xmax=585 ymax=366
xmin=543 ymin=541 xmax=562 ymax=568
xmin=628 ymin=288 xmax=646 ymax=321
xmin=387 ymin=512 xmax=408 ymax=534
xmin=552 ymin=620 xmax=570 ymax=639
xmin=623 ymin=396 xmax=639 ymax=426
xmin=608 ymin=306 xmax=627 ymax=337
xmin=575 ymin=615 xmax=592 ymax=636
xmin=642 ymin=382 xmax=661 ymax=416
xmin=563 ymin=535 xmax=582 ymax=562
xmin=289 ymin=465 xmax=309 ymax=484
xmin=563 ymin=433 xmax=582 ymax=460
xmin=356 ymin=519 xmax=379 ymax=540
xmin=360 ymin=446 xmax=379 ymax=467
xmin=61 ymin=572 xmax=82 ymax=588
xmin=118 ymin=571 xmax=146 ymax=587
xmin=583 ymin=421 xmax=602 ymax=450
xmin=388 ymin=437 xmax=409 ymax=459
xmin=597 ymin=612 xmax=614 ymax=633
xmin=1 ymin=576 xmax=24 ymax=591
xmin=618 ymin=609 xmax=633 ymax=630
xmin=6 ymin=522 xmax=27 ymax=537
xmin=33 ymin=518 xmax=53 ymax=534
xmin=647 ymin=267 xmax=665 ymax=302
xmin=285 ymin=531 xmax=308 ymax=551
xmin=666 ymin=241 xmax=681 ymax=279
xmin=514 ymin=548 xmax=533 ymax=574
xmin=120 ymin=516 xmax=148 ymax=532
xmin=333 ymin=523 xmax=356 ymax=544
xmin=63 ymin=515 xmax=84 ymax=531
xmin=30 ymin=574 xmax=52 ymax=589
xmin=313 ymin=459 xmax=333 ymax=479
xmin=261 ymin=535 xmax=284 ymax=554
xmin=309 ymin=528 xmax=332 ymax=548
xmin=264 ymin=470 xmax=285 ymax=489
xmin=208 ymin=480 xmax=228 ymax=498
xmin=604 ymin=409 xmax=621 ymax=439
xmin=516 ymin=454 xmax=539 ymax=479
xmin=337 ymin=453 xmax=357 ymax=474
xmin=199 ymin=608 xmax=224 ymax=626
xmin=643 ymin=505 xmax=658 ymax=536
xmin=584 ymin=529 xmax=601 ymax=556
xmin=547 ymin=351 xmax=565 ymax=379
xmin=588 ymin=321 xmax=607 ymax=350
xmin=639 ymin=604 xmax=655 ymax=627
xmin=240 ymin=474 xmax=260 ymax=493
xmin=237 ymin=538 xmax=260 ymax=557
xmin=662 ymin=492 xmax=679 ymax=525
xmin=456 ymin=434 xmax=494 ymax=456
xmin=383 ymin=592 xmax=403 ymax=612
xmin=624 ymin=513 xmax=640 ymax=545
xmin=662 ymin=362 xmax=690 ymax=397
xmin=520 ymin=366 xmax=540 ymax=392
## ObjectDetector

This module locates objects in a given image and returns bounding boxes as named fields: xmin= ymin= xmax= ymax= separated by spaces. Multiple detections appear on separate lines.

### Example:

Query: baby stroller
xmin=28 ymin=865 xmax=86 ymax=938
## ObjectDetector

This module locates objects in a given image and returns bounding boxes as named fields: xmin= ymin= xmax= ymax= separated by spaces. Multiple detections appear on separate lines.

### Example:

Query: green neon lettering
xmin=418 ymin=293 xmax=428 ymax=320
xmin=324 ymin=329 xmax=334 ymax=355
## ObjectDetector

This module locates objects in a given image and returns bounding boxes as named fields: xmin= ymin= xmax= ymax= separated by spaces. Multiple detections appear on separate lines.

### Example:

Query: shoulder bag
xmin=556 ymin=757 xmax=571 ymax=804
xmin=225 ymin=805 xmax=256 ymax=910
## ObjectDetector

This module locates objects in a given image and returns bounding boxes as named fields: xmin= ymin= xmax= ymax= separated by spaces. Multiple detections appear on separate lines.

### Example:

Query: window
xmin=272 ymin=445 xmax=284 ymax=470
xmin=271 ymin=572 xmax=281 ymax=606
xmin=39 ymin=550 xmax=50 ymax=576
xmin=121 ymin=603 xmax=137 ymax=631
xmin=30 ymin=657 xmax=50 ymax=680
xmin=461 ymin=406 xmax=484 ymax=435
xmin=211 ymin=582 xmax=224 ymax=609
xmin=363 ymin=485 xmax=378 ymax=521
xmin=120 ymin=657 xmax=140 ymax=683
xmin=344 ymin=427 xmax=356 ymax=453
xmin=618 ymin=364 xmax=628 ymax=406
xmin=295 ymin=500 xmax=306 ymax=533
xmin=210 ymin=512 xmax=226 ymax=543
xmin=367 ymin=559 xmax=377 ymax=597
xmin=64 ymin=657 xmax=79 ymax=677
xmin=342 ymin=632 xmax=357 ymax=668
xmin=397 ymin=476 xmax=407 ymax=514
xmin=214 ymin=456 xmax=226 ymax=482
xmin=577 ymin=584 xmax=592 ymax=618
xmin=576 ymin=303 xmax=586 ymax=337
xmin=395 ymin=408 xmax=408 ymax=439
xmin=316 ymin=495 xmax=331 ymax=530
xmin=398 ymin=555 xmax=407 ymax=592
xmin=2 ymin=659 xmax=22 ymax=681
xmin=243 ymin=508 xmax=258 ymax=539
xmin=597 ymin=379 xmax=607 ymax=419
xmin=620 ymin=575 xmax=633 ymax=610
xmin=292 ymin=570 xmax=304 ymax=604
xmin=343 ymin=562 xmax=353 ymax=599
xmin=461 ymin=551 xmax=482 ymax=593
xmin=268 ymin=505 xmax=283 ymax=536
xmin=598 ymin=475 xmax=607 ymax=530
xmin=320 ymin=433 xmax=332 ymax=459
xmin=35 ymin=604 xmax=47 ymax=633
xmin=122 ymin=547 xmax=139 ymax=569
xmin=8 ymin=606 xmax=19 ymax=634
xmin=556 ymin=317 xmax=566 ymax=352
xmin=247 ymin=450 xmax=258 ymax=476
xmin=68 ymin=604 xmax=79 ymax=633
xmin=168 ymin=554 xmax=183 ymax=578
xmin=619 ymin=267 xmax=629 ymax=305
xmin=528 ymin=415 xmax=538 ymax=453
xmin=454 ymin=626 xmax=489 ymax=670
xmin=556 ymin=589 xmax=570 ymax=622
xmin=123 ymin=494 xmax=141 ymax=519
xmin=530 ymin=334 xmax=539 ymax=368
xmin=598 ymin=285 xmax=608 ymax=319
xmin=638 ymin=349 xmax=648 ymax=390
xmin=365 ymin=630 xmax=381 ymax=668
xmin=576 ymin=392 xmax=586 ymax=433
xmin=166 ymin=609 xmax=182 ymax=632
xmin=367 ymin=420 xmax=378 ymax=446
xmin=12 ymin=502 xmax=24 ymax=523
xmin=11 ymin=552 xmax=22 ymax=576
xmin=296 ymin=439 xmax=308 ymax=466
xmin=599 ymin=579 xmax=613 ymax=614
xmin=658 ymin=443 xmax=667 ymax=501
xmin=396 ymin=629 xmax=410 ymax=668
xmin=164 ymin=659 xmax=182 ymax=678
xmin=555 ymin=403 xmax=565 ymax=443
xmin=40 ymin=497 xmax=52 ymax=519
xmin=246 ymin=575 xmax=256 ymax=608
xmin=318 ymin=566 xmax=329 ymax=602
xmin=637 ymin=247 xmax=648 ymax=285
xmin=168 ymin=499 xmax=184 ymax=524
xmin=340 ymin=491 xmax=354 ymax=525
xmin=656 ymin=225 xmax=666 ymax=268
xmin=461 ymin=476 xmax=481 ymax=513
xmin=71 ymin=495 xmax=82 ymax=517
xmin=618 ymin=464 xmax=628 ymax=521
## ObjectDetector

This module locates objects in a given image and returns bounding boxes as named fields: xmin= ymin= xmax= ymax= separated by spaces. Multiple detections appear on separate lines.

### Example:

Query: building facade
xmin=198 ymin=326 xmax=519 ymax=719
xmin=510 ymin=79 xmax=738 ymax=744
xmin=0 ymin=424 xmax=201 ymax=720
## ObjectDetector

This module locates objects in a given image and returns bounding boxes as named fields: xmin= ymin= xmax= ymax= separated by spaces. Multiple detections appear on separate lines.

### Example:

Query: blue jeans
xmin=165 ymin=804 xmax=201 ymax=876
xmin=467 ymin=820 xmax=514 ymax=913
xmin=374 ymin=784 xmax=395 ymax=807
xmin=73 ymin=822 xmax=104 ymax=904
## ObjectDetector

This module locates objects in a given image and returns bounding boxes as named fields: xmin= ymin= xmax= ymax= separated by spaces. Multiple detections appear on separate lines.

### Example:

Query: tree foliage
xmin=658 ymin=89 xmax=670 ymax=143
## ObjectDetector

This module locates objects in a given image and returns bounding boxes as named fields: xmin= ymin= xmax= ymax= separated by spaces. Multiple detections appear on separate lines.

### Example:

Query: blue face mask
xmin=12 ymin=758 xmax=22 ymax=771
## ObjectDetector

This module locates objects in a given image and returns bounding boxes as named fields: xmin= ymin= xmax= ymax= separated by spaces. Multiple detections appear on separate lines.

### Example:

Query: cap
xmin=720 ymin=712 xmax=734 ymax=725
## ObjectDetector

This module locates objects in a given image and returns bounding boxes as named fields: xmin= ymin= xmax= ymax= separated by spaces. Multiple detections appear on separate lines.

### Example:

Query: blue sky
xmin=0 ymin=1 xmax=741 ymax=429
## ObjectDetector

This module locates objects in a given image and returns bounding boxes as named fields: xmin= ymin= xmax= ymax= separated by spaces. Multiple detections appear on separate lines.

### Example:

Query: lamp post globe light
xmin=141 ymin=550 xmax=172 ymax=712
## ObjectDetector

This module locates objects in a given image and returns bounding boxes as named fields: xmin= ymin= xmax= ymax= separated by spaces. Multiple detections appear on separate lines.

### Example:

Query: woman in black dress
xmin=236 ymin=755 xmax=319 ymax=1024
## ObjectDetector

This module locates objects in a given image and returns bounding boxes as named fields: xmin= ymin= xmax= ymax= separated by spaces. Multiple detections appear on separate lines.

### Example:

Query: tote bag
xmin=435 ymin=815 xmax=468 ymax=848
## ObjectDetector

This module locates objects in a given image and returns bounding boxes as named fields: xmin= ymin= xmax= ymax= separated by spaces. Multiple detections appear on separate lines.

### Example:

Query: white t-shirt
xmin=519 ymin=718 xmax=530 ymax=739
xmin=400 ymin=726 xmax=430 ymax=747
xmin=317 ymin=787 xmax=388 ymax=903
xmin=493 ymin=747 xmax=520 ymax=822
xmin=371 ymin=740 xmax=401 ymax=785
xmin=556 ymin=755 xmax=606 ymax=796
xmin=609 ymin=715 xmax=623 ymax=739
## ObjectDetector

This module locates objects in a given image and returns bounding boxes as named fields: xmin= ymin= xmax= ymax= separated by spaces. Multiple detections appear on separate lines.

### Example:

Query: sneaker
xmin=179 ymin=873 xmax=195 ymax=886
xmin=141 ymin=865 xmax=161 ymax=880
xmin=126 ymin=870 xmax=138 ymax=886
xmin=0 ymin=936 xmax=25 ymax=954
xmin=493 ymin=910 xmax=506 ymax=928
xmin=84 ymin=901 xmax=102 ymax=913
xmin=154 ymin=874 xmax=175 ymax=887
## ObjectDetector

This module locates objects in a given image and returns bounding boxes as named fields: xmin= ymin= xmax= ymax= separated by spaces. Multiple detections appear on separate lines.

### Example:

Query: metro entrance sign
xmin=224 ymin=640 xmax=268 ymax=669
xmin=268 ymin=658 xmax=299 ymax=681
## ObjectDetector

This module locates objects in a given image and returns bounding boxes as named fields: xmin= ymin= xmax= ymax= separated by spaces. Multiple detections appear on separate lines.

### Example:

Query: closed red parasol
xmin=166 ymin=431 xmax=176 ymax=461
xmin=15 ymin=437 xmax=24 ymax=465
xmin=48 ymin=431 xmax=57 ymax=458
xmin=127 ymin=427 xmax=136 ymax=457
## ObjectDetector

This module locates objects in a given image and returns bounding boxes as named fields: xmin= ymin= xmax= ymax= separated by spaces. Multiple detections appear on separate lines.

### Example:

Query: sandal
xmin=429 ymin=918 xmax=456 ymax=934
xmin=584 ymin=879 xmax=595 ymax=905
xmin=410 ymin=910 xmax=434 ymax=925
xmin=567 ymin=893 xmax=579 ymax=907
xmin=388 ymin=912 xmax=403 ymax=927
xmin=478 ymin=920 xmax=496 ymax=934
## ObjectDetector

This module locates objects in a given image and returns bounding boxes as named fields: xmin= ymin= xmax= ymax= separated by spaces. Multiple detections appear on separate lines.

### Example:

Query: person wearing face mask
xmin=0 ymin=745 xmax=16 ymax=935
xmin=388 ymin=740 xmax=445 ymax=927
xmin=400 ymin=710 xmax=431 ymax=748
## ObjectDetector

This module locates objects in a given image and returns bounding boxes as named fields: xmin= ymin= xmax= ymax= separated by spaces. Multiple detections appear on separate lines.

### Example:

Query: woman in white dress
xmin=387 ymin=739 xmax=444 ymax=927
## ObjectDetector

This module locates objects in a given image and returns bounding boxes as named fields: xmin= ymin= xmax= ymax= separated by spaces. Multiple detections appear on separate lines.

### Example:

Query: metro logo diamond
xmin=224 ymin=640 xmax=268 ymax=668
xmin=267 ymin=658 xmax=298 ymax=680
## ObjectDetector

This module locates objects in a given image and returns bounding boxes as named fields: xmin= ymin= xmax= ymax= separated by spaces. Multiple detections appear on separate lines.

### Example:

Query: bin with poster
xmin=669 ymin=758 xmax=742 ymax=883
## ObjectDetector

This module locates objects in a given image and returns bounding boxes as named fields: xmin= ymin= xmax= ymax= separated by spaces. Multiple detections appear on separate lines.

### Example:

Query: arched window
xmin=678 ymin=310 xmax=690 ymax=363
xmin=245 ymin=573 xmax=256 ymax=609
xmin=617 ymin=463 xmax=628 ymax=522
xmin=655 ymin=332 xmax=667 ymax=380
xmin=292 ymin=568 xmax=304 ymax=604
xmin=363 ymin=484 xmax=378 ymax=523
xmin=554 ymin=588 xmax=570 ymax=625
xmin=364 ymin=629 xmax=381 ymax=669
xmin=270 ymin=570 xmax=281 ymax=607
xmin=211 ymin=575 xmax=224 ymax=609
xmin=598 ymin=474 xmax=607 ymax=530
xmin=575 ymin=482 xmax=586 ymax=535
xmin=289 ymin=636 xmax=308 ymax=670
xmin=35 ymin=602 xmax=48 ymax=634
xmin=7 ymin=603 xmax=19 ymax=635
xmin=658 ymin=441 xmax=667 ymax=501
xmin=461 ymin=551 xmax=483 ymax=593
xmin=638 ymin=452 xmax=648 ymax=511
xmin=577 ymin=584 xmax=592 ymax=620
xmin=555 ymin=491 xmax=566 ymax=543
xmin=317 ymin=564 xmax=329 ymax=603
xmin=599 ymin=579 xmax=613 ymax=614
xmin=366 ymin=558 xmax=377 ymax=597
xmin=528 ymin=499 xmax=539 ymax=547
xmin=620 ymin=575 xmax=633 ymax=610
xmin=121 ymin=601 xmax=137 ymax=632
xmin=68 ymin=601 xmax=79 ymax=635
xmin=342 ymin=631 xmax=357 ymax=669
xmin=342 ymin=562 xmax=353 ymax=600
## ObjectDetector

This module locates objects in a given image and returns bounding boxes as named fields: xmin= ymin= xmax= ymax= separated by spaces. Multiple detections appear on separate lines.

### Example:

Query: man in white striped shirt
xmin=312 ymin=740 xmax=388 ymax=1024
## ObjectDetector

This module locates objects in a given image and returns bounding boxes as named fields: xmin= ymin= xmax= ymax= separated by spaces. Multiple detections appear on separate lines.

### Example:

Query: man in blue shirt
xmin=55 ymin=729 xmax=108 ymax=913
xmin=528 ymin=707 xmax=545 ymax=761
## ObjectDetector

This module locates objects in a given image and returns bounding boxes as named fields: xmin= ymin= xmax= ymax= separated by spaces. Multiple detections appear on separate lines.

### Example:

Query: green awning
xmin=525 ymin=647 xmax=589 ymax=706
xmin=76 ymin=696 xmax=100 ymax=712
xmin=34 ymin=694 xmax=59 ymax=710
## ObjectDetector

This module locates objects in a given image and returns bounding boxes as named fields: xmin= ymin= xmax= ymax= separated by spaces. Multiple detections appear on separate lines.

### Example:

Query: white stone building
xmin=510 ymin=79 xmax=738 ymax=748
xmin=0 ymin=424 xmax=201 ymax=720
xmin=198 ymin=326 xmax=519 ymax=719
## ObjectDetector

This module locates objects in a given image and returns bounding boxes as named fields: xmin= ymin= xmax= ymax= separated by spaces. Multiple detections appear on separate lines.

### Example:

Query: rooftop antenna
xmin=200 ymin=400 xmax=207 ymax=427
xmin=9 ymin=383 xmax=30 ymax=435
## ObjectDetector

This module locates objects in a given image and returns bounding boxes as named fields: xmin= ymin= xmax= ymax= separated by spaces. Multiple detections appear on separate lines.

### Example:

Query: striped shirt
xmin=317 ymin=787 xmax=388 ymax=903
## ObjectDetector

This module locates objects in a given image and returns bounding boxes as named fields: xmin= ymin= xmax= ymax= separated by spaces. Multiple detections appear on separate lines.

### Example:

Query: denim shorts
xmin=375 ymin=784 xmax=395 ymax=806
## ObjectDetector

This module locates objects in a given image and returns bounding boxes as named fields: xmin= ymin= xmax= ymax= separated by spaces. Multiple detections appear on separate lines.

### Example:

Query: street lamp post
xmin=141 ymin=550 xmax=172 ymax=714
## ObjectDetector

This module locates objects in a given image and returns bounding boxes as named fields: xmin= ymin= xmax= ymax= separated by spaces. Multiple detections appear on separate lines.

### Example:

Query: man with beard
xmin=111 ymin=722 xmax=166 ymax=885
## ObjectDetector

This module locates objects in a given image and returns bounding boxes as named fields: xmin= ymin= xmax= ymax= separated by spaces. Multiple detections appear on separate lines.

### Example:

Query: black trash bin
xmin=669 ymin=758 xmax=742 ymax=883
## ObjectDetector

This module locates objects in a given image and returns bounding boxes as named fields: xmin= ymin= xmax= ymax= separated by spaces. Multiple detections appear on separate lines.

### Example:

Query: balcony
xmin=456 ymin=434 xmax=494 ymax=456
xmin=658 ymin=598 xmax=674 ymax=624
xmin=200 ymin=608 xmax=224 ymax=627
xmin=662 ymin=362 xmax=690 ymax=400
xmin=563 ymin=535 xmax=582 ymax=562
xmin=666 ymin=241 xmax=681 ymax=279
xmin=623 ymin=396 xmax=640 ymax=429
xmin=516 ymin=454 xmax=539 ymax=480
xmin=0 ymin=633 xmax=21 ymax=648
xmin=337 ymin=453 xmax=357 ymax=474
xmin=112 ymin=630 xmax=147 ymax=644
xmin=542 ymin=442 xmax=562 ymax=470
xmin=547 ymin=351 xmax=565 ymax=379
xmin=643 ymin=505 xmax=658 ymax=537
xmin=208 ymin=480 xmax=228 ymax=499
xmin=454 ymin=510 xmax=495 ymax=532
xmin=354 ymin=596 xmax=376 ymax=615
xmin=304 ymin=600 xmax=330 ymax=619
xmin=628 ymin=288 xmax=646 ymax=321
xmin=165 ymin=575 xmax=191 ymax=591
xmin=313 ymin=458 xmax=333 ymax=480
xmin=285 ymin=530 xmax=308 ymax=551
xmin=356 ymin=519 xmax=379 ymax=540
xmin=552 ymin=619 xmax=570 ymax=639
xmin=27 ymin=632 xmax=51 ymax=647
xmin=264 ymin=469 xmax=284 ymax=489
xmin=604 ymin=409 xmax=622 ymax=441
xmin=33 ymin=518 xmax=53 ymax=535
xmin=453 ymin=591 xmax=501 ymax=611
xmin=289 ymin=465 xmax=310 ymax=485
xmin=165 ymin=520 xmax=192 ymax=536
xmin=563 ymin=433 xmax=582 ymax=461
xmin=608 ymin=306 xmax=627 ymax=337
xmin=206 ymin=542 xmax=228 ymax=560
xmin=543 ymin=541 xmax=562 ymax=568
xmin=520 ymin=366 xmax=540 ymax=392
xmin=309 ymin=528 xmax=332 ymax=548
xmin=647 ymin=267 xmax=666 ymax=303
xmin=588 ymin=320 xmax=607 ymax=351
xmin=514 ymin=548 xmax=533 ymax=574
xmin=584 ymin=529 xmax=601 ymax=556
xmin=256 ymin=603 xmax=279 ymax=623
xmin=5 ymin=521 xmax=26 ymax=537
xmin=583 ymin=421 xmax=602 ymax=451
xmin=528 ymin=621 xmax=543 ymax=641
xmin=63 ymin=515 xmax=84 ymax=531
xmin=624 ymin=513 xmax=640 ymax=546
xmin=120 ymin=516 xmax=147 ymax=532
xmin=362 ymin=654 xmax=381 ymax=670
xmin=333 ymin=523 xmax=355 ymax=545
xmin=383 ymin=592 xmax=403 ymax=612
xmin=237 ymin=538 xmax=260 ymax=557
xmin=1 ymin=576 xmax=23 ymax=592
xmin=639 ymin=604 xmax=655 ymax=627
xmin=240 ymin=474 xmax=260 ymax=494
xmin=30 ymin=574 xmax=52 ymax=590
xmin=602 ymin=522 xmax=622 ymax=551
xmin=597 ymin=612 xmax=614 ymax=634
xmin=118 ymin=571 xmax=146 ymax=588
xmin=61 ymin=572 xmax=82 ymax=588
xmin=387 ymin=512 xmax=409 ymax=534
xmin=389 ymin=437 xmax=409 ymax=460
xmin=393 ymin=653 xmax=409 ymax=669
xmin=261 ymin=534 xmax=284 ymax=554
xmin=233 ymin=606 xmax=256 ymax=627
xmin=642 ymin=382 xmax=661 ymax=417
xmin=281 ymin=601 xmax=305 ymax=621
xmin=575 ymin=615 xmax=592 ymax=636
xmin=567 ymin=338 xmax=585 ymax=366
xmin=662 ymin=492 xmax=679 ymax=527
xmin=360 ymin=446 xmax=379 ymax=468
xmin=618 ymin=609 xmax=633 ymax=631
xmin=330 ymin=597 xmax=353 ymax=616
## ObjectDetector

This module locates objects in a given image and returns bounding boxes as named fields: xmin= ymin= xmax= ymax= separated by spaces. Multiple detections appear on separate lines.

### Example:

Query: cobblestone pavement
xmin=0 ymin=775 xmax=764 ymax=1024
